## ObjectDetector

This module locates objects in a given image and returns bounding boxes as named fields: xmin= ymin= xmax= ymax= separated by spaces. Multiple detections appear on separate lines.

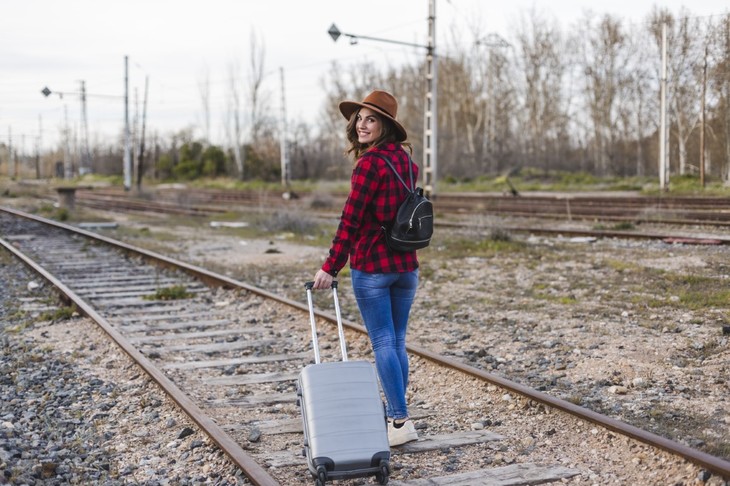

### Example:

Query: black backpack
xmin=373 ymin=153 xmax=433 ymax=252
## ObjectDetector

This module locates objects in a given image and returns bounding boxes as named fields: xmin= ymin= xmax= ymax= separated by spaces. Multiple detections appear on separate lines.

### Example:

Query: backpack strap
xmin=370 ymin=152 xmax=415 ymax=193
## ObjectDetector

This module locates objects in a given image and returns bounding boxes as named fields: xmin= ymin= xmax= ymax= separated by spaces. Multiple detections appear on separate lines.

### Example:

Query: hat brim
xmin=339 ymin=101 xmax=408 ymax=142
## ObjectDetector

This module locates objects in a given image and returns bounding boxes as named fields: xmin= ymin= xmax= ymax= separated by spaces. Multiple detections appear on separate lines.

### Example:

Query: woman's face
xmin=355 ymin=107 xmax=382 ymax=145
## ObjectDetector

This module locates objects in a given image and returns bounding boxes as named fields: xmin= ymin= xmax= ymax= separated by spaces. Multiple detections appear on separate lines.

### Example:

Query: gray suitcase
xmin=298 ymin=281 xmax=390 ymax=486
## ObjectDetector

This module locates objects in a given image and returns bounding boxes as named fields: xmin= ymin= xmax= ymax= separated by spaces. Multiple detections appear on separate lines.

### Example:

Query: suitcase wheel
xmin=314 ymin=465 xmax=327 ymax=486
xmin=376 ymin=459 xmax=390 ymax=485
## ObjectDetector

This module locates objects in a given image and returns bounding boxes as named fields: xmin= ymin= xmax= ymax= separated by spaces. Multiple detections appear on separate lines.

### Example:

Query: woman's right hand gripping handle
xmin=312 ymin=269 xmax=334 ymax=290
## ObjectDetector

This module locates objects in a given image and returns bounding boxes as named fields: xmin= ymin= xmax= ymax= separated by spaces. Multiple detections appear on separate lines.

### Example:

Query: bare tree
xmin=247 ymin=30 xmax=268 ymax=145
xmin=514 ymin=7 xmax=570 ymax=173
xmin=709 ymin=14 xmax=730 ymax=183
xmin=198 ymin=66 xmax=211 ymax=144
xmin=225 ymin=60 xmax=245 ymax=179
xmin=576 ymin=13 xmax=631 ymax=176
xmin=623 ymin=22 xmax=656 ymax=177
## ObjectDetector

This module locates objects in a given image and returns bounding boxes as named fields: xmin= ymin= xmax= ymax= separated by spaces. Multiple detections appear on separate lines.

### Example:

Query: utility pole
xmin=7 ymin=127 xmax=12 ymax=179
xmin=36 ymin=115 xmax=42 ymax=179
xmin=279 ymin=67 xmax=290 ymax=190
xmin=137 ymin=75 xmax=149 ymax=191
xmin=700 ymin=45 xmax=707 ymax=188
xmin=658 ymin=21 xmax=669 ymax=192
xmin=422 ymin=0 xmax=438 ymax=198
xmin=123 ymin=55 xmax=132 ymax=191
xmin=64 ymin=105 xmax=73 ymax=179
xmin=19 ymin=135 xmax=24 ymax=179
xmin=79 ymin=80 xmax=92 ymax=174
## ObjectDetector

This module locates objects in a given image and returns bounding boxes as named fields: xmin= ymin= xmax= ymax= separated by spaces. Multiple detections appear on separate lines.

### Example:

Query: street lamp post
xmin=42 ymin=83 xmax=92 ymax=177
xmin=42 ymin=81 xmax=125 ymax=180
xmin=328 ymin=0 xmax=438 ymax=197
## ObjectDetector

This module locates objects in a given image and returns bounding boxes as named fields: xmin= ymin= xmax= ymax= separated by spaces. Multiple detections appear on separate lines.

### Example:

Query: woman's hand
xmin=312 ymin=269 xmax=334 ymax=290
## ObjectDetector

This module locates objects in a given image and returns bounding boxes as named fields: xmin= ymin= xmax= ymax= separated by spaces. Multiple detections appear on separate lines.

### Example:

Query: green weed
xmin=38 ymin=306 xmax=76 ymax=322
xmin=145 ymin=285 xmax=193 ymax=301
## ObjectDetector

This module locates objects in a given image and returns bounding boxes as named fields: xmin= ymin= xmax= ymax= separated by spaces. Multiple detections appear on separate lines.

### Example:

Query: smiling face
xmin=355 ymin=107 xmax=383 ymax=145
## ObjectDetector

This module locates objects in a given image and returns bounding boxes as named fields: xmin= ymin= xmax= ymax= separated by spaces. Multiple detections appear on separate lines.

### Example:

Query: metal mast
xmin=279 ymin=67 xmax=290 ymax=189
xmin=123 ymin=55 xmax=132 ymax=191
xmin=80 ymin=80 xmax=92 ymax=174
xmin=423 ymin=0 xmax=438 ymax=198
xmin=658 ymin=22 xmax=668 ymax=192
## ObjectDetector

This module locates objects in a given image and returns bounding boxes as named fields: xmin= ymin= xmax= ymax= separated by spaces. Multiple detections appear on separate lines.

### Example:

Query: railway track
xmin=67 ymin=187 xmax=730 ymax=248
xmin=69 ymin=186 xmax=730 ymax=228
xmin=1 ymin=206 xmax=729 ymax=485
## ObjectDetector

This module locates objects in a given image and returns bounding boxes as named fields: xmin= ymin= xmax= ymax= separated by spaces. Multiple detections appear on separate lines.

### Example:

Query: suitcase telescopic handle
xmin=304 ymin=281 xmax=349 ymax=363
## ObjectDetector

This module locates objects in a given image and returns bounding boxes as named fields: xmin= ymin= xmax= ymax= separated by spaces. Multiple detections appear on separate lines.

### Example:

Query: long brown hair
xmin=344 ymin=110 xmax=412 ymax=161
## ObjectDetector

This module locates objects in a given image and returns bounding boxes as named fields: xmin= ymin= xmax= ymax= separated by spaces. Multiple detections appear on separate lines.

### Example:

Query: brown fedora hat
xmin=339 ymin=89 xmax=407 ymax=141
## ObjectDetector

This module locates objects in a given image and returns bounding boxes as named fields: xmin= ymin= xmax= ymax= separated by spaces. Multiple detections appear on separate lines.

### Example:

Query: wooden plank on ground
xmin=89 ymin=287 xmax=207 ymax=301
xmin=94 ymin=297 xmax=196 ymax=308
xmin=389 ymin=463 xmax=581 ymax=485
xmin=225 ymin=418 xmax=303 ymax=435
xmin=150 ymin=337 xmax=293 ymax=353
xmin=122 ymin=319 xmax=232 ymax=333
xmin=76 ymin=283 xmax=196 ymax=293
xmin=206 ymin=392 xmax=297 ymax=407
xmin=118 ymin=311 xmax=220 ymax=324
xmin=127 ymin=328 xmax=256 ymax=342
xmin=202 ymin=371 xmax=299 ymax=385
xmin=105 ymin=304 xmax=190 ymax=316
xmin=163 ymin=352 xmax=310 ymax=370
xmin=395 ymin=430 xmax=505 ymax=453
xmin=70 ymin=276 xmax=180 ymax=289
xmin=259 ymin=450 xmax=305 ymax=468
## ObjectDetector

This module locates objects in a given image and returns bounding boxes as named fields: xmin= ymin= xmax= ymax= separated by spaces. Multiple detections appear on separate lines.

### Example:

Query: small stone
xmin=41 ymin=462 xmax=58 ymax=478
xmin=248 ymin=426 xmax=262 ymax=442
xmin=520 ymin=437 xmax=536 ymax=448
xmin=697 ymin=469 xmax=712 ymax=482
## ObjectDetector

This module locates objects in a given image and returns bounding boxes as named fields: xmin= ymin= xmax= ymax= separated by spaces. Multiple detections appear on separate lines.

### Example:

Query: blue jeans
xmin=351 ymin=268 xmax=418 ymax=420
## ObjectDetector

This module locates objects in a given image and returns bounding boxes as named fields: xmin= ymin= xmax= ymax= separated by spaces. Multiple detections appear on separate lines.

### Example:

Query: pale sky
xmin=2 ymin=0 xmax=728 ymax=152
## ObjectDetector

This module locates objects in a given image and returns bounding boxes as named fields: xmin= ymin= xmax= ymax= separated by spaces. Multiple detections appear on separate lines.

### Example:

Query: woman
xmin=312 ymin=89 xmax=420 ymax=447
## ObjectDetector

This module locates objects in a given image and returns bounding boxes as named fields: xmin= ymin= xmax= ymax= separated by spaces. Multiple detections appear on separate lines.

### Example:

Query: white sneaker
xmin=388 ymin=419 xmax=418 ymax=446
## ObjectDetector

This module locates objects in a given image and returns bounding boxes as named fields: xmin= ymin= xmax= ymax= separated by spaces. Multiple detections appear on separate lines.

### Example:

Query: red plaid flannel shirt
xmin=321 ymin=143 xmax=420 ymax=276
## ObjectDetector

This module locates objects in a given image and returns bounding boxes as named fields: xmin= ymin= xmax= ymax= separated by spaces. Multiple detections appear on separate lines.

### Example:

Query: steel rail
xmin=437 ymin=221 xmax=730 ymax=245
xmin=3 ymin=206 xmax=729 ymax=480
